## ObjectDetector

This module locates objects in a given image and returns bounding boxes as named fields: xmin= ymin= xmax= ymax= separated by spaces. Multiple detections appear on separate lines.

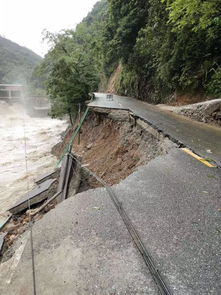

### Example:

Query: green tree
xmin=102 ymin=0 xmax=149 ymax=74
xmin=162 ymin=0 xmax=221 ymax=35
xmin=41 ymin=30 xmax=99 ymax=123
xmin=37 ymin=1 xmax=108 ymax=122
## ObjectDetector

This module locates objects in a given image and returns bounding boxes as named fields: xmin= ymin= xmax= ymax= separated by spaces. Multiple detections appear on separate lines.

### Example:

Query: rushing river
xmin=0 ymin=101 xmax=67 ymax=214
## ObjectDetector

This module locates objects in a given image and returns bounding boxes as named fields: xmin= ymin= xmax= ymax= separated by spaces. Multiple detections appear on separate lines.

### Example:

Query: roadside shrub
xmin=206 ymin=68 xmax=221 ymax=97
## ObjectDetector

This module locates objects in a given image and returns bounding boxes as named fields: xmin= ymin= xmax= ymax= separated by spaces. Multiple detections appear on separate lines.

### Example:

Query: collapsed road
xmin=89 ymin=93 xmax=221 ymax=166
xmin=0 ymin=94 xmax=221 ymax=294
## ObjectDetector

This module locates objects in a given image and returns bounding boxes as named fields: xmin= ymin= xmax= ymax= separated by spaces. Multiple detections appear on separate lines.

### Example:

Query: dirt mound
xmin=159 ymin=99 xmax=221 ymax=126
xmin=177 ymin=99 xmax=221 ymax=125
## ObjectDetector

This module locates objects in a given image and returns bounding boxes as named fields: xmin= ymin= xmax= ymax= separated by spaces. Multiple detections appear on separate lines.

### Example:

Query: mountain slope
xmin=0 ymin=36 xmax=42 ymax=84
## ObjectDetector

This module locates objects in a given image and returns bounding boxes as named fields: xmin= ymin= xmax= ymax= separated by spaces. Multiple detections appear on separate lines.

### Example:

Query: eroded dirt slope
xmin=70 ymin=110 xmax=173 ymax=185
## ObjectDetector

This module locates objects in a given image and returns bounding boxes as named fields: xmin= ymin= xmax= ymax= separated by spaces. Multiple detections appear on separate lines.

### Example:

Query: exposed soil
xmin=168 ymin=93 xmax=208 ymax=106
xmin=107 ymin=63 xmax=123 ymax=94
xmin=69 ymin=109 xmax=173 ymax=185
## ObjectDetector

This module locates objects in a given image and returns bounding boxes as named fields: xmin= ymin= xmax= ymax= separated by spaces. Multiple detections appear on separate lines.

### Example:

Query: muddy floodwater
xmin=0 ymin=101 xmax=67 ymax=214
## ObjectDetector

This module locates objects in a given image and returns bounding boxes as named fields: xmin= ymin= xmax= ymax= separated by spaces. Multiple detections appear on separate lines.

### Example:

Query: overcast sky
xmin=0 ymin=0 xmax=98 ymax=57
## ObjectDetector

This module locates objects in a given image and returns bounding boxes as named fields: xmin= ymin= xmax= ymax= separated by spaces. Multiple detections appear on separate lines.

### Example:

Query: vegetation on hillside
xmin=38 ymin=0 xmax=108 ymax=120
xmin=38 ymin=0 xmax=221 ymax=119
xmin=0 ymin=36 xmax=42 ymax=85
xmin=103 ymin=0 xmax=221 ymax=102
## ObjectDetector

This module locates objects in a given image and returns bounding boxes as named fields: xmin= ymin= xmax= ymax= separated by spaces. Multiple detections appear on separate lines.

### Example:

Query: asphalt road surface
xmin=89 ymin=93 xmax=221 ymax=166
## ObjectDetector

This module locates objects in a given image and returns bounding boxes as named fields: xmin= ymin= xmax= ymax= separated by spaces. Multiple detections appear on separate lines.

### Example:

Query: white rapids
xmin=0 ymin=101 xmax=67 ymax=214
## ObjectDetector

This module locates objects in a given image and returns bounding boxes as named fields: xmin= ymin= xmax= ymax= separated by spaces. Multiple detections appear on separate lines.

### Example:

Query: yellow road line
xmin=181 ymin=148 xmax=216 ymax=168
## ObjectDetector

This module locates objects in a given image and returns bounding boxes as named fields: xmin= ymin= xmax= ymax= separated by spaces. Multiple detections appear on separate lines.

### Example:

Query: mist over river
xmin=0 ymin=101 xmax=67 ymax=214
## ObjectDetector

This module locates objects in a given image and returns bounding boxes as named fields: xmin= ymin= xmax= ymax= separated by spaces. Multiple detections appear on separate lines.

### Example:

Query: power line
xmin=70 ymin=153 xmax=172 ymax=295
xmin=22 ymin=113 xmax=37 ymax=295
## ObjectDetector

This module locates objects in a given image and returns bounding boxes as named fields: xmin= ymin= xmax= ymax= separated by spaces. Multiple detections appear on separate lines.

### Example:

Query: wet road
xmin=89 ymin=93 xmax=221 ymax=166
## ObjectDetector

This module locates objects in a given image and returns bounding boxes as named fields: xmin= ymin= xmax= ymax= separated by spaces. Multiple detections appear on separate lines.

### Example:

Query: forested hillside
xmin=103 ymin=0 xmax=221 ymax=102
xmin=39 ymin=0 xmax=221 ymax=119
xmin=0 ymin=36 xmax=42 ymax=84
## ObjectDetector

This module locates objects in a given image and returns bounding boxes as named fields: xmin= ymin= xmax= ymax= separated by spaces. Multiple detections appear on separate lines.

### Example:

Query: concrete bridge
xmin=0 ymin=84 xmax=24 ymax=102
xmin=0 ymin=84 xmax=51 ymax=115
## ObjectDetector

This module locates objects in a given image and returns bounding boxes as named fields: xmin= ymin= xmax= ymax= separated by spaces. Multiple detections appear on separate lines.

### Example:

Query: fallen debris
xmin=57 ymin=154 xmax=82 ymax=202
xmin=159 ymin=98 xmax=221 ymax=126
xmin=0 ymin=153 xmax=90 ymax=258
xmin=0 ymin=233 xmax=6 ymax=255
xmin=30 ymin=191 xmax=62 ymax=217
xmin=9 ymin=179 xmax=57 ymax=214
xmin=35 ymin=169 xmax=59 ymax=185
xmin=0 ymin=212 xmax=12 ymax=230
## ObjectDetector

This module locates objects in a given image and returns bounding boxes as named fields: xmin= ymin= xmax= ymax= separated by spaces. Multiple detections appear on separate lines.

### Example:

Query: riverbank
xmin=0 ymin=101 xmax=67 ymax=214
